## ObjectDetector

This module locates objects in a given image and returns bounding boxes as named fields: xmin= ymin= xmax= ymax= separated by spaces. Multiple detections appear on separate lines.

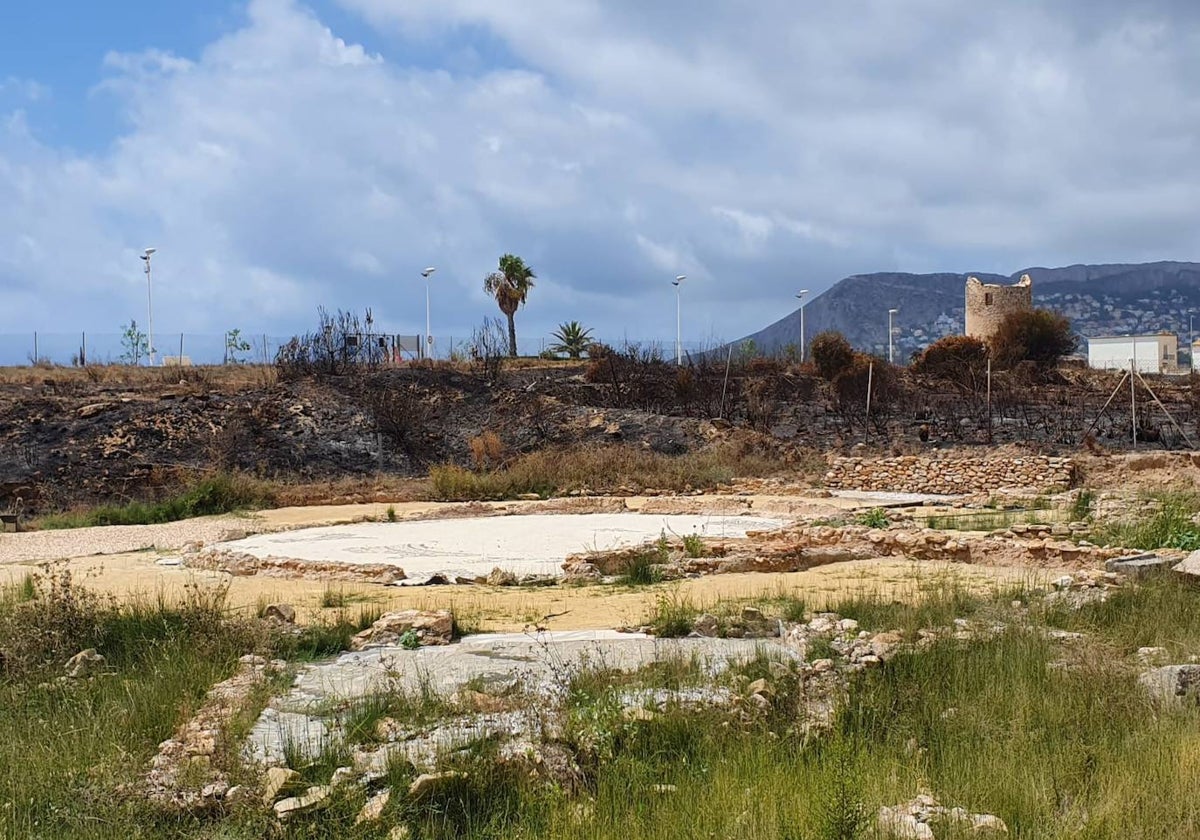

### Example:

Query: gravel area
xmin=0 ymin=516 xmax=261 ymax=565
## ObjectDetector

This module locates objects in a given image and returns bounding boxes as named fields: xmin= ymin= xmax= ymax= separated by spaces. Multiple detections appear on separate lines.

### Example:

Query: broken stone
xmin=876 ymin=805 xmax=934 ymax=840
xmin=273 ymin=785 xmax=331 ymax=820
xmin=263 ymin=603 xmax=296 ymax=624
xmin=350 ymin=610 xmax=454 ymax=650
xmin=64 ymin=648 xmax=106 ymax=679
xmin=1139 ymin=664 xmax=1200 ymax=704
xmin=408 ymin=771 xmax=466 ymax=800
xmin=692 ymin=614 xmax=719 ymax=637
xmin=355 ymin=789 xmax=391 ymax=824
xmin=486 ymin=567 xmax=518 ymax=587
xmin=261 ymin=766 xmax=299 ymax=805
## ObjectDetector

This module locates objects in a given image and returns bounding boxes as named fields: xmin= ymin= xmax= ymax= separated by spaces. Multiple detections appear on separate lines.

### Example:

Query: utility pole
xmin=796 ymin=289 xmax=809 ymax=362
xmin=673 ymin=275 xmax=686 ymax=365
xmin=888 ymin=308 xmax=899 ymax=364
xmin=140 ymin=248 xmax=157 ymax=366
xmin=421 ymin=267 xmax=436 ymax=359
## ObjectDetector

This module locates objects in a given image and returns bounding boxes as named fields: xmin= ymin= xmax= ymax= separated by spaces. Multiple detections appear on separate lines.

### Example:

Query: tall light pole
xmin=888 ymin=308 xmax=899 ymax=364
xmin=796 ymin=289 xmax=810 ymax=362
xmin=673 ymin=275 xmax=686 ymax=365
xmin=140 ymin=248 xmax=157 ymax=366
xmin=421 ymin=267 xmax=436 ymax=359
xmin=1190 ymin=313 xmax=1195 ymax=374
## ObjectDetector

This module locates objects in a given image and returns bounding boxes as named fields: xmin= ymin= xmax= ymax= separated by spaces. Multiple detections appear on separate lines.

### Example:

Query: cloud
xmin=1 ymin=0 xmax=1199 ymax=349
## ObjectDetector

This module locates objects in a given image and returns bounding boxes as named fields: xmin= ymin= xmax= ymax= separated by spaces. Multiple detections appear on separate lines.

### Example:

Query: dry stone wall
xmin=824 ymin=455 xmax=1075 ymax=495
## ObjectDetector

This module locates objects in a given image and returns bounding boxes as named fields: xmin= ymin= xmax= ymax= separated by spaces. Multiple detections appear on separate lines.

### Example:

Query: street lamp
xmin=673 ymin=275 xmax=686 ymax=365
xmin=888 ymin=308 xmax=899 ymax=364
xmin=140 ymin=248 xmax=157 ymax=366
xmin=420 ymin=267 xmax=436 ymax=359
xmin=795 ymin=289 xmax=810 ymax=363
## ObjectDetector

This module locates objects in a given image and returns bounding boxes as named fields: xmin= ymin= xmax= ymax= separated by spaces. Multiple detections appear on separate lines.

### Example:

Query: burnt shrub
xmin=911 ymin=335 xmax=991 ymax=394
xmin=810 ymin=331 xmax=855 ymax=381
xmin=990 ymin=309 xmax=1078 ymax=370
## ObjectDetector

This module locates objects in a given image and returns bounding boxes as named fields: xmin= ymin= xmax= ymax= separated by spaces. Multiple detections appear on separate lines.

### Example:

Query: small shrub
xmin=320 ymin=586 xmax=347 ymax=609
xmin=856 ymin=508 xmax=889 ymax=529
xmin=386 ymin=505 xmax=397 ymax=522
xmin=469 ymin=430 xmax=505 ymax=471
xmin=646 ymin=592 xmax=699 ymax=637
xmin=1071 ymin=489 xmax=1095 ymax=521
xmin=682 ymin=533 xmax=706 ymax=558
xmin=398 ymin=629 xmax=421 ymax=650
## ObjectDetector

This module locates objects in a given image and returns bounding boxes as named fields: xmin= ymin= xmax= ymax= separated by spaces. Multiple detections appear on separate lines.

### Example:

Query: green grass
xmin=6 ymin=572 xmax=1200 ymax=838
xmin=1090 ymin=492 xmax=1200 ymax=551
xmin=34 ymin=473 xmax=277 ymax=529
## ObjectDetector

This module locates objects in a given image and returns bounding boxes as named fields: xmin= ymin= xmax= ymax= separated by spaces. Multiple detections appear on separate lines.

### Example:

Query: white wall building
xmin=1087 ymin=333 xmax=1179 ymax=374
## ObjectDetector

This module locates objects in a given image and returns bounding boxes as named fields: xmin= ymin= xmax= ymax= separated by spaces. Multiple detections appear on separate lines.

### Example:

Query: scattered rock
xmin=486 ymin=567 xmax=519 ymax=587
xmin=408 ymin=771 xmax=466 ymax=800
xmin=261 ymin=767 xmax=299 ymax=805
xmin=692 ymin=614 xmax=719 ymax=637
xmin=263 ymin=603 xmax=296 ymax=624
xmin=355 ymin=789 xmax=391 ymax=824
xmin=562 ymin=561 xmax=602 ymax=584
xmin=64 ymin=648 xmax=106 ymax=679
xmin=1139 ymin=664 xmax=1200 ymax=704
xmin=273 ymin=785 xmax=332 ymax=820
xmin=877 ymin=806 xmax=934 ymax=839
xmin=350 ymin=610 xmax=454 ymax=650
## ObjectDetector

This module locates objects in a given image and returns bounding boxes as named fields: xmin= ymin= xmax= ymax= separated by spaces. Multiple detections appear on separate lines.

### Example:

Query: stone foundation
xmin=824 ymin=455 xmax=1075 ymax=495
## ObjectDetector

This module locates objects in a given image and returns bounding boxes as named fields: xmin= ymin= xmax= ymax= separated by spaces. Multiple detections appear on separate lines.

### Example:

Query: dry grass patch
xmin=430 ymin=442 xmax=781 ymax=501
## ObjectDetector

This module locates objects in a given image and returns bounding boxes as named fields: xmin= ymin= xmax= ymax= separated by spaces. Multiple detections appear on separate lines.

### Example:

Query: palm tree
xmin=483 ymin=254 xmax=536 ymax=357
xmin=550 ymin=321 xmax=594 ymax=359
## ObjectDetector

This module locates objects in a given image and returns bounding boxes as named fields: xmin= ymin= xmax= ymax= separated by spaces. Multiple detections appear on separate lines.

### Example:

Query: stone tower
xmin=965 ymin=274 xmax=1033 ymax=341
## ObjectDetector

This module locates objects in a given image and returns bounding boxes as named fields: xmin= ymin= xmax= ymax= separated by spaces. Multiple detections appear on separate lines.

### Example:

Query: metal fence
xmin=0 ymin=332 xmax=719 ymax=367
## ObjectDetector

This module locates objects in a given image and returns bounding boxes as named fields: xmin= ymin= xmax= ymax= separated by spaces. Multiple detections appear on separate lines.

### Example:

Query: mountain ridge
xmin=741 ymin=261 xmax=1200 ymax=359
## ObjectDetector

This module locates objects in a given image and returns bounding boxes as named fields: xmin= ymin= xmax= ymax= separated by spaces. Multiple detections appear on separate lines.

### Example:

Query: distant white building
xmin=1087 ymin=333 xmax=1179 ymax=374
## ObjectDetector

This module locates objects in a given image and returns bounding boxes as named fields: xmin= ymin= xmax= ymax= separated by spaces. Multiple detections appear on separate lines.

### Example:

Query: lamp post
xmin=140 ymin=248 xmax=157 ymax=366
xmin=888 ymin=308 xmax=899 ymax=364
xmin=796 ymin=289 xmax=809 ymax=362
xmin=673 ymin=275 xmax=686 ymax=365
xmin=1191 ymin=314 xmax=1195 ymax=374
xmin=421 ymin=267 xmax=436 ymax=359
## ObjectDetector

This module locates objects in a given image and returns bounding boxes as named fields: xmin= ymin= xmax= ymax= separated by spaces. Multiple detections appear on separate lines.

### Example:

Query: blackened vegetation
xmin=275 ymin=308 xmax=392 ymax=379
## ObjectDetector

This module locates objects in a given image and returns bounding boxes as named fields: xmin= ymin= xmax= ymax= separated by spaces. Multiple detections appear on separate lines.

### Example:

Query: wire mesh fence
xmin=0 ymin=332 xmax=720 ymax=367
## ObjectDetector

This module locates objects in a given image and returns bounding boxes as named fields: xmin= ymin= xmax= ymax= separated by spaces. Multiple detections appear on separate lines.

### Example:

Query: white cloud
xmin=1 ymin=0 xmax=1199 ymax=349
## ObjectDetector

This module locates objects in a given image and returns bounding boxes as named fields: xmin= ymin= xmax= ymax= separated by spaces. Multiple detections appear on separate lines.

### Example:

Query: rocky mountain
xmin=741 ymin=261 xmax=1200 ymax=361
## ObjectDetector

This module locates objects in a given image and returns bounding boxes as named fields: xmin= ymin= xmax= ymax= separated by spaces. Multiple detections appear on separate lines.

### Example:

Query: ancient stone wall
xmin=965 ymin=274 xmax=1033 ymax=341
xmin=824 ymin=454 xmax=1075 ymax=494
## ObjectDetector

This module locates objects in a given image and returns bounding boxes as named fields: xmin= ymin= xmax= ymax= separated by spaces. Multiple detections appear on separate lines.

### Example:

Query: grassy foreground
xmin=1 ymin=571 xmax=1199 ymax=838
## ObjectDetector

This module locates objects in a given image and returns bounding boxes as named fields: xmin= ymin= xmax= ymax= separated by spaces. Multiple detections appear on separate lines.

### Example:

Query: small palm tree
xmin=550 ymin=321 xmax=594 ymax=359
xmin=483 ymin=254 xmax=536 ymax=357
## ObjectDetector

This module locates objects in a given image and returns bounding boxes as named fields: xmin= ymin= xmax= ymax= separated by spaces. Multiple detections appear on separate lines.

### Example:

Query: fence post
xmin=179 ymin=333 xmax=185 ymax=366
xmin=81 ymin=332 xmax=86 ymax=366
xmin=33 ymin=332 xmax=38 ymax=365
xmin=865 ymin=362 xmax=874 ymax=432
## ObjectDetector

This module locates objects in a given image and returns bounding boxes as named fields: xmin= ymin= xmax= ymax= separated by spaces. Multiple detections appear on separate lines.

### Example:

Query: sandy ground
xmin=0 ymin=550 xmax=1058 ymax=633
xmin=0 ymin=492 xmax=1061 ymax=633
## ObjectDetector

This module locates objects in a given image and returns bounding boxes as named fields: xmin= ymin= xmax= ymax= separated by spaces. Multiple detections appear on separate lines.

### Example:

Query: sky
xmin=1 ymin=0 xmax=1199 ymax=348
